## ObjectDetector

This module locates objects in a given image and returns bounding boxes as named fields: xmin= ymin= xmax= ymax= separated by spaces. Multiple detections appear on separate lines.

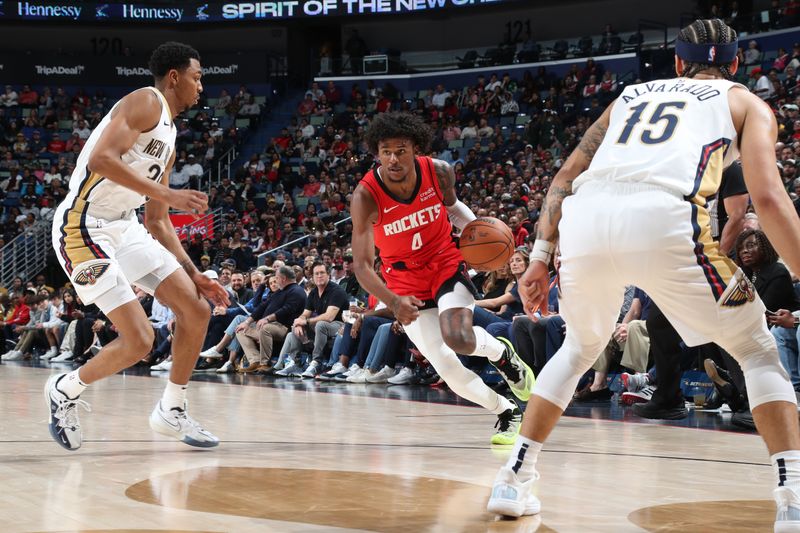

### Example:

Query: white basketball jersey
xmin=65 ymin=87 xmax=176 ymax=214
xmin=573 ymin=78 xmax=742 ymax=205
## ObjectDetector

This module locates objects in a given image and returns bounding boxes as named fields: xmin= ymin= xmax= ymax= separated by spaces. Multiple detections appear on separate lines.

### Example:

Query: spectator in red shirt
xmin=47 ymin=133 xmax=66 ymax=155
xmin=65 ymin=132 xmax=84 ymax=153
xmin=509 ymin=215 xmax=529 ymax=247
xmin=302 ymin=174 xmax=321 ymax=199
xmin=18 ymin=85 xmax=38 ymax=108
xmin=331 ymin=134 xmax=348 ymax=156
xmin=273 ymin=128 xmax=292 ymax=152
xmin=325 ymin=81 xmax=342 ymax=105
xmin=375 ymin=91 xmax=392 ymax=113
xmin=1 ymin=293 xmax=31 ymax=348
xmin=297 ymin=94 xmax=316 ymax=117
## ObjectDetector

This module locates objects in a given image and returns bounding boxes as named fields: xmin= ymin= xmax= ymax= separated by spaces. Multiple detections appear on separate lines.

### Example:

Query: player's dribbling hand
xmin=192 ymin=272 xmax=230 ymax=307
xmin=519 ymin=260 xmax=549 ymax=320
xmin=168 ymin=189 xmax=209 ymax=213
xmin=390 ymin=295 xmax=423 ymax=325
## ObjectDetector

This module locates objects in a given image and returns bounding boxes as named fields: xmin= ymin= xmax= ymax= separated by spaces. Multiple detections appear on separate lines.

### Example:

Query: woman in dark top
xmin=735 ymin=229 xmax=797 ymax=313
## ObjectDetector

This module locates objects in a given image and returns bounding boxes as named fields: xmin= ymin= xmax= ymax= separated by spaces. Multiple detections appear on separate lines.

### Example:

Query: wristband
xmin=531 ymin=239 xmax=555 ymax=265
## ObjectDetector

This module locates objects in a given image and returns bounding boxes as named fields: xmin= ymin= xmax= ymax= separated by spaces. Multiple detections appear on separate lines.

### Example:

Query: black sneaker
xmin=731 ymin=409 xmax=756 ymax=430
xmin=193 ymin=359 xmax=219 ymax=372
xmin=631 ymin=399 xmax=688 ymax=420
xmin=491 ymin=337 xmax=534 ymax=402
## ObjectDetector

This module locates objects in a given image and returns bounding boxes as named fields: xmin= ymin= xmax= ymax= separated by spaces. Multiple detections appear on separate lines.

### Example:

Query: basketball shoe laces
xmin=494 ymin=351 xmax=522 ymax=384
xmin=168 ymin=405 xmax=205 ymax=435
xmin=54 ymin=398 xmax=91 ymax=430
xmin=495 ymin=408 xmax=518 ymax=433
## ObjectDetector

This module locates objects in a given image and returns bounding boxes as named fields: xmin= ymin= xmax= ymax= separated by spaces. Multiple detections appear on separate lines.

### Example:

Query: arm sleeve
xmin=446 ymin=199 xmax=477 ymax=231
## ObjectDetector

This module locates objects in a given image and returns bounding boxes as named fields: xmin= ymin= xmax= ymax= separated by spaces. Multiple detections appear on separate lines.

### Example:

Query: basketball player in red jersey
xmin=351 ymin=112 xmax=534 ymax=444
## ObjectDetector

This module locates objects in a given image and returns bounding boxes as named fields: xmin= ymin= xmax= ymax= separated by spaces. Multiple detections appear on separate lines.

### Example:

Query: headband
xmin=676 ymin=39 xmax=738 ymax=64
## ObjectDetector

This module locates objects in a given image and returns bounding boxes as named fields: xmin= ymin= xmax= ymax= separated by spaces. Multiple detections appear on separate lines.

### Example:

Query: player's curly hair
xmin=677 ymin=19 xmax=737 ymax=80
xmin=734 ymin=228 xmax=779 ymax=270
xmin=365 ymin=112 xmax=433 ymax=154
xmin=148 ymin=42 xmax=200 ymax=80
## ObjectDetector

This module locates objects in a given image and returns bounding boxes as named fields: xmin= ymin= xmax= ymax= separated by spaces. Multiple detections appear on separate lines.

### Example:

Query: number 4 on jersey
xmin=411 ymin=232 xmax=422 ymax=251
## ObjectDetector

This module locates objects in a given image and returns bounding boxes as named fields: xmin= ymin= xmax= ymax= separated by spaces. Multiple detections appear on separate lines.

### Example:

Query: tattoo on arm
xmin=536 ymin=179 xmax=574 ymax=242
xmin=432 ymin=159 xmax=455 ymax=200
xmin=180 ymin=259 xmax=197 ymax=276
xmin=576 ymin=121 xmax=608 ymax=162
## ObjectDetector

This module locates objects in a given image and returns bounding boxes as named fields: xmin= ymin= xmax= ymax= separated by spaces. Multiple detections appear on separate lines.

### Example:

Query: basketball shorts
xmin=557 ymin=181 xmax=766 ymax=349
xmin=382 ymin=245 xmax=477 ymax=309
xmin=52 ymin=200 xmax=180 ymax=314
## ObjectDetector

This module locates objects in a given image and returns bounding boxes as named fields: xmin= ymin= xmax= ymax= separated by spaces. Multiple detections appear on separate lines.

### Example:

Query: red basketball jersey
xmin=361 ymin=156 xmax=456 ymax=266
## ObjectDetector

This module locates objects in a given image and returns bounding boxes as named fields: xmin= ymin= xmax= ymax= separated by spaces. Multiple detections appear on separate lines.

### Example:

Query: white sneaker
xmin=151 ymin=360 xmax=173 ymax=371
xmin=44 ymin=374 xmax=91 ymax=451
xmin=334 ymin=364 xmax=361 ymax=382
xmin=50 ymin=351 xmax=74 ymax=362
xmin=41 ymin=347 xmax=59 ymax=360
xmin=487 ymin=466 xmax=541 ymax=518
xmin=200 ymin=347 xmax=224 ymax=359
xmin=388 ymin=367 xmax=414 ymax=384
xmin=275 ymin=359 xmax=301 ymax=376
xmin=346 ymin=368 xmax=368 ymax=383
xmin=149 ymin=400 xmax=219 ymax=448
xmin=3 ymin=350 xmax=24 ymax=361
xmin=775 ymin=486 xmax=800 ymax=533
xmin=216 ymin=360 xmax=234 ymax=373
xmin=366 ymin=365 xmax=396 ymax=383
xmin=301 ymin=360 xmax=320 ymax=378
xmin=317 ymin=361 xmax=347 ymax=381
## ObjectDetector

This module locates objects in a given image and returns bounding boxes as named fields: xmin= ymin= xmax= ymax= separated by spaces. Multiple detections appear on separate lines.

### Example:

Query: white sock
xmin=772 ymin=450 xmax=800 ymax=491
xmin=161 ymin=380 xmax=188 ymax=410
xmin=470 ymin=326 xmax=505 ymax=361
xmin=492 ymin=394 xmax=516 ymax=415
xmin=505 ymin=435 xmax=542 ymax=482
xmin=57 ymin=370 xmax=87 ymax=399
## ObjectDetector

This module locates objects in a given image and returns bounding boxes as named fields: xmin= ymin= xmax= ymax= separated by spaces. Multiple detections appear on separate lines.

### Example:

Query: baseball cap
xmin=202 ymin=269 xmax=218 ymax=279
xmin=200 ymin=254 xmax=210 ymax=261
xmin=221 ymin=258 xmax=236 ymax=268
xmin=784 ymin=104 xmax=799 ymax=112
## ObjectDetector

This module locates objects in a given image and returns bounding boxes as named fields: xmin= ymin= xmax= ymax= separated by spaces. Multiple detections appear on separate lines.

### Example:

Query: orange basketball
xmin=459 ymin=217 xmax=515 ymax=271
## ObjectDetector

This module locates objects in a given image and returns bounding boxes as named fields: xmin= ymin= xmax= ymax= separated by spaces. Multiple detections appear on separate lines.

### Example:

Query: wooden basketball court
xmin=0 ymin=363 xmax=778 ymax=532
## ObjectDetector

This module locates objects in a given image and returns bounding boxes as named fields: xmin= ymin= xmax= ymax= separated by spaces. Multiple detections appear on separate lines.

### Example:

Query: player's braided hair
xmin=148 ymin=41 xmax=200 ymax=80
xmin=735 ymin=228 xmax=779 ymax=270
xmin=677 ymin=19 xmax=737 ymax=80
xmin=365 ymin=112 xmax=433 ymax=154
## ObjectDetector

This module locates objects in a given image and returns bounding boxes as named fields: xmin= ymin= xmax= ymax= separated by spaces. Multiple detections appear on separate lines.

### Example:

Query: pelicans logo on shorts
xmin=74 ymin=263 xmax=110 ymax=286
xmin=720 ymin=274 xmax=755 ymax=307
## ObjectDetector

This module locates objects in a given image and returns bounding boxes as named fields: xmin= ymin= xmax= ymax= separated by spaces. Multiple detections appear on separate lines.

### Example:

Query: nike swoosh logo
xmin=383 ymin=206 xmax=399 ymax=213
xmin=159 ymin=411 xmax=181 ymax=431
xmin=163 ymin=120 xmax=170 ymax=126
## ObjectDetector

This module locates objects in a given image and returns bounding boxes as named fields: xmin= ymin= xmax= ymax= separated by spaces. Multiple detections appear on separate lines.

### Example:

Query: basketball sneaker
xmin=149 ymin=400 xmax=219 ymax=448
xmin=491 ymin=337 xmax=535 ymax=402
xmin=774 ymin=486 xmax=800 ymax=533
xmin=621 ymin=385 xmax=655 ymax=405
xmin=44 ymin=374 xmax=91 ymax=451
xmin=275 ymin=359 xmax=302 ymax=377
xmin=491 ymin=406 xmax=522 ymax=445
xmin=487 ymin=466 xmax=541 ymax=518
xmin=621 ymin=372 xmax=650 ymax=392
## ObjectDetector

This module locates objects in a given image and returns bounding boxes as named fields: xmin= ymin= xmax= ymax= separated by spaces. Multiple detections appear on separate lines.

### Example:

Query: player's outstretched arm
xmin=88 ymin=89 xmax=208 ymax=214
xmin=351 ymin=185 xmax=422 ymax=325
xmin=735 ymin=89 xmax=800 ymax=276
xmin=145 ymin=170 xmax=229 ymax=308
xmin=519 ymin=102 xmax=614 ymax=319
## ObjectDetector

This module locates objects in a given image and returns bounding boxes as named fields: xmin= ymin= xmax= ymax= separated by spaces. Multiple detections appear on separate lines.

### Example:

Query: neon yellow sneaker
xmin=491 ymin=406 xmax=521 ymax=445
xmin=492 ymin=337 xmax=535 ymax=402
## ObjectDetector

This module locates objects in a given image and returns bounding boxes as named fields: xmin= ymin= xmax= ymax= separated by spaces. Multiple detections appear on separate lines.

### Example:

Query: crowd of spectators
xmin=0 ymin=83 xmax=261 ymax=249
xmin=1 ymin=31 xmax=800 ymax=434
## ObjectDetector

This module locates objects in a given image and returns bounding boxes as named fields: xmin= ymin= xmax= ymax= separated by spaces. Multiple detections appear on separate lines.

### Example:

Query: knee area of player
xmin=441 ymin=327 xmax=476 ymax=354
